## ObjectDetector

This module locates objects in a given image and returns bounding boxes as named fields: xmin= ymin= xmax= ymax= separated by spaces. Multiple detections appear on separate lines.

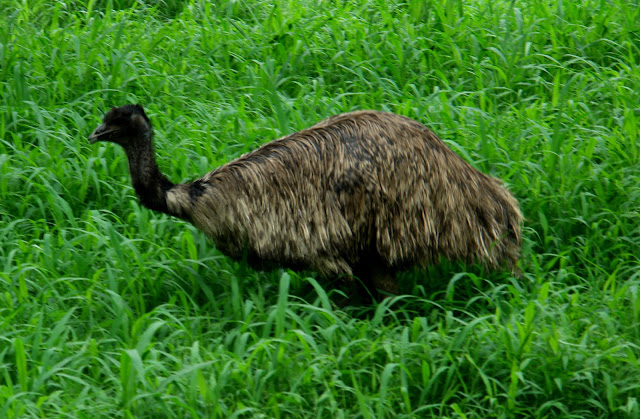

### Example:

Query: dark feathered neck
xmin=123 ymin=136 xmax=176 ymax=216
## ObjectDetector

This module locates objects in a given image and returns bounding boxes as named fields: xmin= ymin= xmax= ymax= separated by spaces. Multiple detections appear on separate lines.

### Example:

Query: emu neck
xmin=124 ymin=138 xmax=175 ymax=216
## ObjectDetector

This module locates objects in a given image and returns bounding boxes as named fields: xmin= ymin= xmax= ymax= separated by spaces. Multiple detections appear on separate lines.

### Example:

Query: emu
xmin=89 ymin=104 xmax=522 ymax=297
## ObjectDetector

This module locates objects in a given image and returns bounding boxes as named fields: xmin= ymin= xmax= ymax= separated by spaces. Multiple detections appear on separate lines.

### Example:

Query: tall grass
xmin=1 ymin=0 xmax=639 ymax=416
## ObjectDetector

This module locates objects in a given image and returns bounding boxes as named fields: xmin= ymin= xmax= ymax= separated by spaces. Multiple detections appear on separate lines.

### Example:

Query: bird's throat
xmin=125 ymin=141 xmax=175 ymax=215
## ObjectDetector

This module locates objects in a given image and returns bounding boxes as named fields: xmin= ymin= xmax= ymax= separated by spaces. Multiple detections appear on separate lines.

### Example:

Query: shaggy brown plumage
xmin=89 ymin=104 xmax=522 ymax=295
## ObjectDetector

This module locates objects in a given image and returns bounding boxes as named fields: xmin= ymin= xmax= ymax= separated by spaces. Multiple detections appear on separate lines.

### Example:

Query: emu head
xmin=89 ymin=104 xmax=152 ymax=148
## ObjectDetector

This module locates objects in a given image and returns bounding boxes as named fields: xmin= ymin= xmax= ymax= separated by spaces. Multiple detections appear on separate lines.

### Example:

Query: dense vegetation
xmin=1 ymin=0 xmax=639 ymax=417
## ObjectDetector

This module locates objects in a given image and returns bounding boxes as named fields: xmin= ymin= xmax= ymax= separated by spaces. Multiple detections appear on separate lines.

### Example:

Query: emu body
xmin=89 ymin=105 xmax=522 ymax=295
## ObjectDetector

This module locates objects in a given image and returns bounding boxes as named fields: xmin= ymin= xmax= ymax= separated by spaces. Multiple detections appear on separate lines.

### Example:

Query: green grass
xmin=1 ymin=0 xmax=639 ymax=416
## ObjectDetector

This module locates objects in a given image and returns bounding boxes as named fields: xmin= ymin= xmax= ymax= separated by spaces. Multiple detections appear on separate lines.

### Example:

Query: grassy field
xmin=1 ymin=0 xmax=639 ymax=417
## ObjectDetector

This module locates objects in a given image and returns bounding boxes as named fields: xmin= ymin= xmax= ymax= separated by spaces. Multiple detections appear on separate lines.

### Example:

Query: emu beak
xmin=89 ymin=124 xmax=118 ymax=144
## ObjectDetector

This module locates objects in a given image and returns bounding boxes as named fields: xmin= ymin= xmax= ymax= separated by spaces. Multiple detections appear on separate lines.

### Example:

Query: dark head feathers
xmin=88 ymin=104 xmax=151 ymax=145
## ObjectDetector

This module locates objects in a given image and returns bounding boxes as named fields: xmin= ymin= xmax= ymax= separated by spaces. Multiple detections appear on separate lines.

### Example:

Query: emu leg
xmin=353 ymin=259 xmax=398 ymax=298
xmin=327 ymin=259 xmax=399 ymax=307
xmin=371 ymin=269 xmax=398 ymax=295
